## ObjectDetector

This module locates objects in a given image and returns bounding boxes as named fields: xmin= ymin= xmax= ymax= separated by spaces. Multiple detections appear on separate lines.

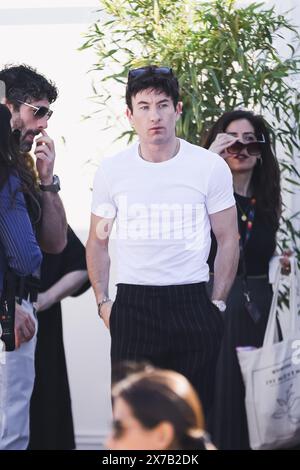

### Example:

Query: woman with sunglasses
xmin=106 ymin=366 xmax=216 ymax=450
xmin=0 ymin=104 xmax=42 ymax=296
xmin=203 ymin=109 xmax=287 ymax=449
xmin=0 ymin=102 xmax=42 ymax=350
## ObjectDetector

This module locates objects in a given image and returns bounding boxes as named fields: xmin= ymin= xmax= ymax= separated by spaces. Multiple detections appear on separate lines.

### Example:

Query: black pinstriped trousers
xmin=110 ymin=282 xmax=224 ymax=417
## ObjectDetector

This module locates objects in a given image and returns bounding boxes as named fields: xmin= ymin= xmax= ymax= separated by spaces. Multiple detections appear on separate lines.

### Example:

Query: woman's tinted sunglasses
xmin=226 ymin=136 xmax=265 ymax=156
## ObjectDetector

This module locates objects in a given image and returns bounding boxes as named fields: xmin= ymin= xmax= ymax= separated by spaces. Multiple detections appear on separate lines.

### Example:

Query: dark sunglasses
xmin=17 ymin=100 xmax=53 ymax=120
xmin=128 ymin=66 xmax=173 ymax=81
xmin=226 ymin=136 xmax=265 ymax=156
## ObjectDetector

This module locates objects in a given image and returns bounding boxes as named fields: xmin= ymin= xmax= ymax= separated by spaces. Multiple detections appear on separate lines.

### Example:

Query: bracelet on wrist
xmin=97 ymin=297 xmax=111 ymax=318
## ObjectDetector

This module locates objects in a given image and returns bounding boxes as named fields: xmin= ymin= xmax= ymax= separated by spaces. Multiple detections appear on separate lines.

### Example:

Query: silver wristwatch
xmin=97 ymin=297 xmax=111 ymax=318
xmin=212 ymin=300 xmax=226 ymax=312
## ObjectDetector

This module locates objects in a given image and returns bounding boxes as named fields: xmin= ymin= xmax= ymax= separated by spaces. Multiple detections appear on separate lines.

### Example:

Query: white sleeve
xmin=91 ymin=165 xmax=117 ymax=218
xmin=206 ymin=156 xmax=235 ymax=214
xmin=268 ymin=255 xmax=280 ymax=284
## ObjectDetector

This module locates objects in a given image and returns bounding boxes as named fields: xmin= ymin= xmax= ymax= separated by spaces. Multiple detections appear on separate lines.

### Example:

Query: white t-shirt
xmin=92 ymin=138 xmax=235 ymax=286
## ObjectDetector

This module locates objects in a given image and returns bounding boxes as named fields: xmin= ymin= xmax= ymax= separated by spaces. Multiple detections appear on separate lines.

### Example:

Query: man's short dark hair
xmin=126 ymin=65 xmax=179 ymax=112
xmin=0 ymin=64 xmax=58 ymax=108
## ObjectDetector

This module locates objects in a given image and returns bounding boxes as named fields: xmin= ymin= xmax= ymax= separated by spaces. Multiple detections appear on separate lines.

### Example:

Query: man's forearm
xmin=212 ymin=238 xmax=239 ymax=301
xmin=39 ymin=193 xmax=67 ymax=253
xmin=37 ymin=271 xmax=89 ymax=311
xmin=86 ymin=240 xmax=110 ymax=304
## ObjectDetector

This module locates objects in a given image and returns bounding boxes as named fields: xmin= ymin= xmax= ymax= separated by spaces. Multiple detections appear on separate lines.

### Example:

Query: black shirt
xmin=29 ymin=226 xmax=90 ymax=450
xmin=208 ymin=193 xmax=277 ymax=276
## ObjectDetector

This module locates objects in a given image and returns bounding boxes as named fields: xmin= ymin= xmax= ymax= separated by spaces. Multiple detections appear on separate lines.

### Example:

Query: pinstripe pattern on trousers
xmin=110 ymin=282 xmax=224 ymax=416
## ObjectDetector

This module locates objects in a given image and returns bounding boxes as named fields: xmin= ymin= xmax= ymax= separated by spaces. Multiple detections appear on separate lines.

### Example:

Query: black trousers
xmin=110 ymin=282 xmax=224 ymax=418
xmin=207 ymin=275 xmax=273 ymax=449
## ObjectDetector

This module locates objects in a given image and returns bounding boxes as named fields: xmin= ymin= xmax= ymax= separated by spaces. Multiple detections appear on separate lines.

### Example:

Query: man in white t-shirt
xmin=87 ymin=66 xmax=239 ymax=416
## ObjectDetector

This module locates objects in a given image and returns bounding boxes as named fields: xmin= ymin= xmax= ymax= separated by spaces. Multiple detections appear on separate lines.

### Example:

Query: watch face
xmin=53 ymin=175 xmax=60 ymax=188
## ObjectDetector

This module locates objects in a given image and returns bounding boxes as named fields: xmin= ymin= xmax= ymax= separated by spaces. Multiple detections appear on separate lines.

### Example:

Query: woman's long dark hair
xmin=203 ymin=110 xmax=281 ymax=231
xmin=112 ymin=368 xmax=212 ymax=450
xmin=0 ymin=104 xmax=41 ymax=225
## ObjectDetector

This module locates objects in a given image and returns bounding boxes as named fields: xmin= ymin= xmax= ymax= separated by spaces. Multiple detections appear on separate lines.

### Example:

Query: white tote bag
xmin=237 ymin=257 xmax=300 ymax=450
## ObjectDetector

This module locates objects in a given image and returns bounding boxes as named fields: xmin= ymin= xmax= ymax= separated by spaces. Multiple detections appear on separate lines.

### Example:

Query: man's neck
xmin=232 ymin=171 xmax=253 ymax=197
xmin=138 ymin=137 xmax=180 ymax=163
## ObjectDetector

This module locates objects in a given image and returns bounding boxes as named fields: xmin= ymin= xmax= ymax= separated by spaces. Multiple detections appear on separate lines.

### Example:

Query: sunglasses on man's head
xmin=17 ymin=100 xmax=53 ymax=120
xmin=128 ymin=66 xmax=173 ymax=81
xmin=226 ymin=136 xmax=265 ymax=156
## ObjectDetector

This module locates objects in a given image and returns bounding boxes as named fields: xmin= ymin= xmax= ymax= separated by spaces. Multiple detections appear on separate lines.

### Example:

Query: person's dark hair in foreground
xmin=107 ymin=367 xmax=216 ymax=450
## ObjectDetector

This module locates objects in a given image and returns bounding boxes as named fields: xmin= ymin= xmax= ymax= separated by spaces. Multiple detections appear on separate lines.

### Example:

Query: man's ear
xmin=176 ymin=101 xmax=183 ymax=122
xmin=126 ymin=107 xmax=134 ymax=127
xmin=153 ymin=421 xmax=175 ymax=450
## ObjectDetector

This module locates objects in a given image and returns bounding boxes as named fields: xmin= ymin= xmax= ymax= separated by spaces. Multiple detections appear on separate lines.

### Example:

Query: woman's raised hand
xmin=208 ymin=133 xmax=238 ymax=158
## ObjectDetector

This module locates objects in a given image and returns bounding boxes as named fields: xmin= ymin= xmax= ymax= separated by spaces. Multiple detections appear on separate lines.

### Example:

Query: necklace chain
xmin=236 ymin=197 xmax=256 ymax=246
xmin=236 ymin=197 xmax=256 ymax=222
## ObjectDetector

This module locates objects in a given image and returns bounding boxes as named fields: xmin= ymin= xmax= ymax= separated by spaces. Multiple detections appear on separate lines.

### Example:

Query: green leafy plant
xmin=81 ymin=0 xmax=300 ymax=259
